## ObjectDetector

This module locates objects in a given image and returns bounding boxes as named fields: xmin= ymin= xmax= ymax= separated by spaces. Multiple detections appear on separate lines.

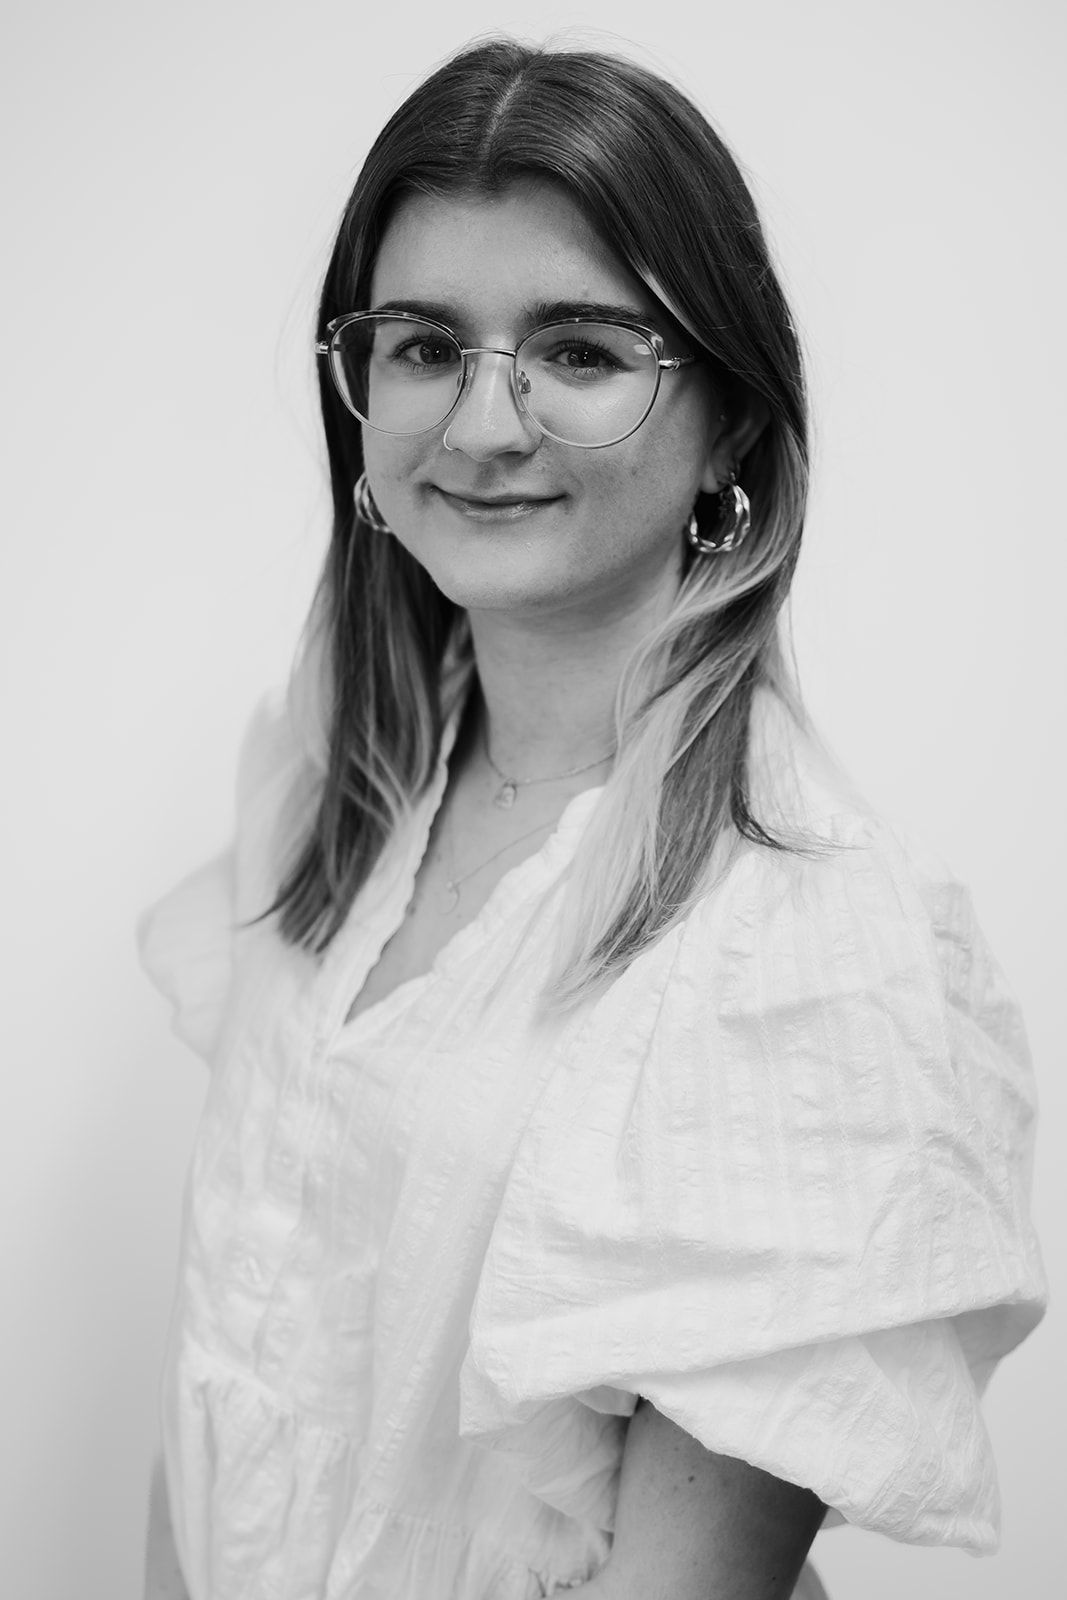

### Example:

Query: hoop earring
xmin=353 ymin=471 xmax=391 ymax=534
xmin=686 ymin=469 xmax=752 ymax=555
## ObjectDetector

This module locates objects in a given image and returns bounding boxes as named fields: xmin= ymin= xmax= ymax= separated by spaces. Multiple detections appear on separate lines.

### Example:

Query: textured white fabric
xmin=139 ymin=687 xmax=1045 ymax=1600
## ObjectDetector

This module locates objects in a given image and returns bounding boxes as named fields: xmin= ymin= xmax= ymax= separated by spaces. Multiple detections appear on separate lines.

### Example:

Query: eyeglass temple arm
xmin=659 ymin=354 xmax=696 ymax=370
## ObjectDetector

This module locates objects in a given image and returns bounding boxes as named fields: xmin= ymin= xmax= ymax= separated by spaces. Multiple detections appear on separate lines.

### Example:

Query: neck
xmin=465 ymin=584 xmax=677 ymax=780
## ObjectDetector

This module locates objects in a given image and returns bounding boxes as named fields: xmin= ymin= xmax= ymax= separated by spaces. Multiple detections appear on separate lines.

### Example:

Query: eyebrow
xmin=530 ymin=299 xmax=661 ymax=330
xmin=369 ymin=297 xmax=662 ymax=337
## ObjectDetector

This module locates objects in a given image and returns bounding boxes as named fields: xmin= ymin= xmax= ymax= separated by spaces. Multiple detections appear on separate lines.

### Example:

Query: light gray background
xmin=1 ymin=2 xmax=1062 ymax=1595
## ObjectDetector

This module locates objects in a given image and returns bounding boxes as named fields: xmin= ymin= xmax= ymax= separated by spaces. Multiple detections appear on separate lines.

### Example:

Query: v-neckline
xmin=313 ymin=690 xmax=605 ymax=1052
xmin=339 ymin=784 xmax=604 ymax=1045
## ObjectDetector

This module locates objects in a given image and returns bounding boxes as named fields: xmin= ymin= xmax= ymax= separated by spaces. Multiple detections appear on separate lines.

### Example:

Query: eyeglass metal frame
xmin=313 ymin=310 xmax=697 ymax=449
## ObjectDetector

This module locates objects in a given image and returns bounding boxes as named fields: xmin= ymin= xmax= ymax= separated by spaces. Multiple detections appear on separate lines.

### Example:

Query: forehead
xmin=369 ymin=180 xmax=659 ymax=334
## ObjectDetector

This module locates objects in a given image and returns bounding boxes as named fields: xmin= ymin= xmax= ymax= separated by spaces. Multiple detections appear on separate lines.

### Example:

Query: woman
xmin=140 ymin=38 xmax=1046 ymax=1600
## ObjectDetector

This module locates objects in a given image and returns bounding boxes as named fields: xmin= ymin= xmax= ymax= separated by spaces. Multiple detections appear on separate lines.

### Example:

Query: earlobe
xmin=700 ymin=453 xmax=726 ymax=496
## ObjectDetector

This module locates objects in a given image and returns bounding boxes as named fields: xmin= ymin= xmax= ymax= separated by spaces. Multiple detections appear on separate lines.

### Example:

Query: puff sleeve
xmin=137 ymin=690 xmax=310 ymax=1068
xmin=460 ymin=815 xmax=1046 ymax=1551
xmin=138 ymin=848 xmax=236 ymax=1065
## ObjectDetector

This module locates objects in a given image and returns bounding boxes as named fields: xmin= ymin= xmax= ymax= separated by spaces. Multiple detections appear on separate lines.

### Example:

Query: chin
xmin=401 ymin=534 xmax=578 ymax=615
xmin=428 ymin=568 xmax=572 ymax=615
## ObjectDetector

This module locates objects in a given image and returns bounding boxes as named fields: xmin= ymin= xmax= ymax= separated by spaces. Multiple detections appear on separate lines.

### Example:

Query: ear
xmin=700 ymin=387 xmax=771 ymax=494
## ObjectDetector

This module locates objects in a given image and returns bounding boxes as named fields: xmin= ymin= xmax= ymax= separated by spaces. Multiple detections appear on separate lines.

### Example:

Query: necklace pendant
xmin=493 ymin=781 xmax=517 ymax=809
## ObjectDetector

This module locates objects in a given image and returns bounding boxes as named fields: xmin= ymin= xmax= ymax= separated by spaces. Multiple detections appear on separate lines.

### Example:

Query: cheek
xmin=589 ymin=424 xmax=706 ymax=540
xmin=361 ymin=435 xmax=429 ymax=525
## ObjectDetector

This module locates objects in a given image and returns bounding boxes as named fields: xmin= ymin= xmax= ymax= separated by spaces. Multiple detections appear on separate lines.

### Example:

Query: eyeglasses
xmin=314 ymin=311 xmax=696 ymax=448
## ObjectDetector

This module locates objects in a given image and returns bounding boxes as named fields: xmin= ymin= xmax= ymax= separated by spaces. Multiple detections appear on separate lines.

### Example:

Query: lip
xmin=434 ymin=487 xmax=562 ymax=523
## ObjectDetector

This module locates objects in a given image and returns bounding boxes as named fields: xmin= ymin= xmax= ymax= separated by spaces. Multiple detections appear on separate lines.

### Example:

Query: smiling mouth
xmin=434 ymin=487 xmax=562 ymax=522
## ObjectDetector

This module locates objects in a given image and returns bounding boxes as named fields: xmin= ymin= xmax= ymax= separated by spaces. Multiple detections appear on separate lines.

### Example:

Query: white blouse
xmin=139 ymin=685 xmax=1045 ymax=1600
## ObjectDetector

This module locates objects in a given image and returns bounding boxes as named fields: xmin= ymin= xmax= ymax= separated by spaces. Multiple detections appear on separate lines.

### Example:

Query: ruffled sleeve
xmin=137 ymin=689 xmax=312 ymax=1068
xmin=460 ymin=813 xmax=1046 ymax=1551
xmin=138 ymin=849 xmax=236 ymax=1064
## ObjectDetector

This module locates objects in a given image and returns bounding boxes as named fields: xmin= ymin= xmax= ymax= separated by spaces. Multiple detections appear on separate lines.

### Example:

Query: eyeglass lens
xmin=328 ymin=316 xmax=662 ymax=447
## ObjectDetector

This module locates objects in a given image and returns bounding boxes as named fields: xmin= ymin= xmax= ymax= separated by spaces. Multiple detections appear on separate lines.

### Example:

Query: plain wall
xmin=1 ymin=1 xmax=1062 ymax=1595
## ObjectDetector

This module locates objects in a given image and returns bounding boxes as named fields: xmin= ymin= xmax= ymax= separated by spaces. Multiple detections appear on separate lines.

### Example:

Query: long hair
xmin=272 ymin=37 xmax=810 ymax=1006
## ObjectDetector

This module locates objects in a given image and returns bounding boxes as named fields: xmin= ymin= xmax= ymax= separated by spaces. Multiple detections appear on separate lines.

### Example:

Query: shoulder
xmin=670 ymin=703 xmax=1033 ymax=1113
xmin=679 ymin=688 xmax=995 ymax=1009
xmin=137 ymin=678 xmax=321 ymax=1062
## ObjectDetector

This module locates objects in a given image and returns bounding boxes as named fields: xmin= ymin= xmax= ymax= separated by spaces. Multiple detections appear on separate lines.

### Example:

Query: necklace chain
xmin=415 ymin=723 xmax=616 ymax=916
xmin=482 ymin=727 xmax=617 ymax=810
xmin=439 ymin=817 xmax=557 ymax=915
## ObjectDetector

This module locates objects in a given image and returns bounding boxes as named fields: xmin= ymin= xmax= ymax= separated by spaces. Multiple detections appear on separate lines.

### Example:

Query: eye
xmin=523 ymin=323 xmax=649 ymax=385
xmin=547 ymin=338 xmax=621 ymax=376
xmin=392 ymin=334 xmax=460 ymax=372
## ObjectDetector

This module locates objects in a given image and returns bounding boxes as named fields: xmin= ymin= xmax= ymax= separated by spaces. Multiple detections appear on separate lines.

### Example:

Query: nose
xmin=440 ymin=348 xmax=542 ymax=461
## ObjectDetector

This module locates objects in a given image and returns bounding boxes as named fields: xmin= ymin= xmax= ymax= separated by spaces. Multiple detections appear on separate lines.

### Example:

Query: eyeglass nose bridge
xmin=447 ymin=344 xmax=539 ymax=435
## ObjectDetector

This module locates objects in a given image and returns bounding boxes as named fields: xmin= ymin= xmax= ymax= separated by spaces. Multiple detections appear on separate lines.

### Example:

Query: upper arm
xmin=589 ymin=1400 xmax=826 ymax=1600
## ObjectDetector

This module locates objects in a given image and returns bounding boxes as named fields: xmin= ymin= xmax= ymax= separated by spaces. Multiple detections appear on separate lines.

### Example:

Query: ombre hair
xmin=273 ymin=37 xmax=810 ymax=1006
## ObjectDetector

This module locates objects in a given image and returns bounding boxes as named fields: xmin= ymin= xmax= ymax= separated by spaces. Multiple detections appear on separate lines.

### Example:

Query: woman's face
xmin=361 ymin=180 xmax=726 ymax=622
